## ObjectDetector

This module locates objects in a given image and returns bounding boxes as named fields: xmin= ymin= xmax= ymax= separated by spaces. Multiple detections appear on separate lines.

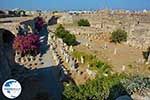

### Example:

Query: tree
xmin=13 ymin=33 xmax=40 ymax=56
xmin=63 ymin=32 xmax=76 ymax=46
xmin=78 ymin=19 xmax=90 ymax=27
xmin=55 ymin=24 xmax=77 ymax=46
xmin=55 ymin=24 xmax=66 ymax=38
xmin=111 ymin=29 xmax=127 ymax=43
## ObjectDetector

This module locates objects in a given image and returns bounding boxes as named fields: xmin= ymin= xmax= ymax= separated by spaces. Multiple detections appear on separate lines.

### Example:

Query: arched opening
xmin=0 ymin=28 xmax=16 ymax=68
xmin=0 ymin=10 xmax=7 ymax=18
xmin=0 ymin=28 xmax=15 ymax=46
xmin=0 ymin=10 xmax=6 ymax=15
xmin=20 ymin=19 xmax=35 ymax=33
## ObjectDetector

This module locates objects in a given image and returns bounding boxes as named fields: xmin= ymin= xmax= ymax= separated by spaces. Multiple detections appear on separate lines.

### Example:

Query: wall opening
xmin=0 ymin=28 xmax=15 ymax=45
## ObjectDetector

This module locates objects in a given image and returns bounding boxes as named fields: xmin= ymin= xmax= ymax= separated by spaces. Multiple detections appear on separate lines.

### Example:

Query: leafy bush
xmin=63 ymin=33 xmax=76 ymax=46
xmin=63 ymin=74 xmax=127 ymax=100
xmin=55 ymin=24 xmax=66 ymax=38
xmin=111 ymin=29 xmax=127 ymax=43
xmin=78 ymin=19 xmax=90 ymax=27
xmin=13 ymin=33 xmax=40 ymax=56
xmin=55 ymin=24 xmax=76 ymax=46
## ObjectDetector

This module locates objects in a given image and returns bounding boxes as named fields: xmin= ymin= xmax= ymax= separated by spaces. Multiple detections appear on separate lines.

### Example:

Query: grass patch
xmin=72 ymin=50 xmax=111 ymax=76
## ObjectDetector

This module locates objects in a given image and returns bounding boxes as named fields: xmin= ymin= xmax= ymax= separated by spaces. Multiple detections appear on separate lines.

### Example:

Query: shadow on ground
xmin=0 ymin=63 xmax=75 ymax=100
xmin=106 ymin=82 xmax=132 ymax=100
xmin=38 ymin=24 xmax=49 ymax=56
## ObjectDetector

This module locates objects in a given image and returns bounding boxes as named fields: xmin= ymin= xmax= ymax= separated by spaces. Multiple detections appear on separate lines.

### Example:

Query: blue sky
xmin=0 ymin=0 xmax=150 ymax=11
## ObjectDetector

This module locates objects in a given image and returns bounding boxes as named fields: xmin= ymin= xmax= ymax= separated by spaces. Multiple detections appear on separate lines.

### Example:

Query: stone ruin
xmin=48 ymin=31 xmax=97 ymax=84
xmin=57 ymin=13 xmax=73 ymax=25
xmin=0 ymin=28 xmax=62 ymax=100
xmin=127 ymin=33 xmax=150 ymax=50
xmin=60 ymin=10 xmax=150 ymax=50
xmin=48 ymin=33 xmax=76 ymax=69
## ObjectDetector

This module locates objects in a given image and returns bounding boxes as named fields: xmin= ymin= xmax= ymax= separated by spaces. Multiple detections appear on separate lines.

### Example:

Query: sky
xmin=0 ymin=0 xmax=150 ymax=11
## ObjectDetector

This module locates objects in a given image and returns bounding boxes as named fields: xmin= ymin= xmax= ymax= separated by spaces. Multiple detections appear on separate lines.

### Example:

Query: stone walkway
xmin=35 ymin=66 xmax=63 ymax=100
xmin=36 ymin=48 xmax=56 ymax=69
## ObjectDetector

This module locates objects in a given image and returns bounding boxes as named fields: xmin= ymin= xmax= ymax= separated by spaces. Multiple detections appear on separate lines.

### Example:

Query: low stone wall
xmin=127 ymin=37 xmax=150 ymax=50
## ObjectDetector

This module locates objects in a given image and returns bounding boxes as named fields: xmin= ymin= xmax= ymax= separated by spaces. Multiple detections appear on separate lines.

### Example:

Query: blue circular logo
xmin=2 ymin=79 xmax=22 ymax=99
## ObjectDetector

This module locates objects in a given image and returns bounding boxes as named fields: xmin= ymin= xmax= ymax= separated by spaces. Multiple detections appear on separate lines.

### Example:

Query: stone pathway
xmin=36 ymin=48 xmax=55 ymax=68
xmin=35 ymin=66 xmax=63 ymax=100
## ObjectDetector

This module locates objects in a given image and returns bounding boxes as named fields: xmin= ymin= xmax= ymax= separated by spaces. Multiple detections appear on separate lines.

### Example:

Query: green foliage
xmin=78 ymin=19 xmax=90 ymax=27
xmin=63 ymin=74 xmax=127 ymax=100
xmin=52 ymin=10 xmax=58 ymax=14
xmin=121 ymin=75 xmax=150 ymax=95
xmin=95 ymin=61 xmax=110 ymax=74
xmin=72 ymin=50 xmax=96 ymax=64
xmin=111 ymin=29 xmax=127 ymax=43
xmin=72 ymin=50 xmax=111 ymax=75
xmin=55 ymin=24 xmax=76 ymax=46
xmin=55 ymin=24 xmax=65 ymax=37
xmin=128 ymin=64 xmax=133 ymax=68
xmin=67 ymin=51 xmax=132 ymax=99
xmin=63 ymin=32 xmax=76 ymax=46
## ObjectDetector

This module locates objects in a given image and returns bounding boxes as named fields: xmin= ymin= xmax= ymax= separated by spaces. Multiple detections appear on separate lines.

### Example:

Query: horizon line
xmin=0 ymin=8 xmax=150 ymax=12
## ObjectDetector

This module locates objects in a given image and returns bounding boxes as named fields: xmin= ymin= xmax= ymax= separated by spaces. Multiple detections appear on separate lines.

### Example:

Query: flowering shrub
xmin=13 ymin=33 xmax=40 ymax=56
xmin=34 ymin=17 xmax=45 ymax=32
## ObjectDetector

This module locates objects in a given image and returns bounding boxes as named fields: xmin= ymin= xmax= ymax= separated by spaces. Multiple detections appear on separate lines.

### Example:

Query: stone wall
xmin=69 ymin=11 xmax=150 ymax=49
xmin=0 ymin=29 xmax=15 ymax=82
xmin=0 ymin=45 xmax=12 ymax=82
xmin=57 ymin=14 xmax=73 ymax=25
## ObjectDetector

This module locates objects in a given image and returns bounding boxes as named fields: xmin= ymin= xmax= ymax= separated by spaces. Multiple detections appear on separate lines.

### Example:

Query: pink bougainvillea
xmin=13 ymin=33 xmax=40 ymax=56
